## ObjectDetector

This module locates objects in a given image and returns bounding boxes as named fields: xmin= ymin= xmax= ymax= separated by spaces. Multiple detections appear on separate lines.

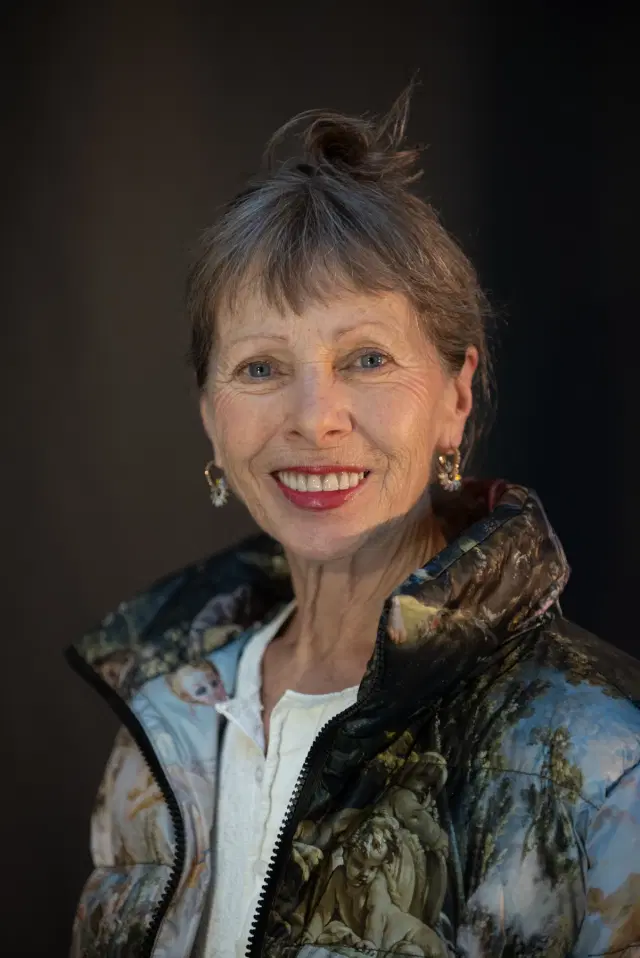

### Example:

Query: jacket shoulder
xmin=532 ymin=620 xmax=640 ymax=798
xmin=453 ymin=617 xmax=640 ymax=810
xmin=66 ymin=531 xmax=292 ymax=699
xmin=534 ymin=616 xmax=640 ymax=703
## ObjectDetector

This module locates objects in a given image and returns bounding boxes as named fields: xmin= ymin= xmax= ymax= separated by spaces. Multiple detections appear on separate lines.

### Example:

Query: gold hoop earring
xmin=204 ymin=460 xmax=229 ymax=507
xmin=436 ymin=449 xmax=462 ymax=492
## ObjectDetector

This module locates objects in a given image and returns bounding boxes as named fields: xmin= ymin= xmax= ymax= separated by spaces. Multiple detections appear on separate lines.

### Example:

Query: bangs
xmin=208 ymin=174 xmax=415 ymax=320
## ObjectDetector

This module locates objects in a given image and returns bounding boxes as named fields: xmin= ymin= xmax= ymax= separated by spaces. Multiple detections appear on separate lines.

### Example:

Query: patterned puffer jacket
xmin=67 ymin=481 xmax=640 ymax=957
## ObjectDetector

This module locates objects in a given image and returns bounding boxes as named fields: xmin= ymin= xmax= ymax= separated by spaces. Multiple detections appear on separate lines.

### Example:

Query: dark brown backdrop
xmin=1 ymin=3 xmax=637 ymax=955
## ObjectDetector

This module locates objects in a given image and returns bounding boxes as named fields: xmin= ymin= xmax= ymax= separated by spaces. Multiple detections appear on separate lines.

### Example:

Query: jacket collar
xmin=366 ymin=480 xmax=569 ymax=708
xmin=70 ymin=481 xmax=569 ymax=704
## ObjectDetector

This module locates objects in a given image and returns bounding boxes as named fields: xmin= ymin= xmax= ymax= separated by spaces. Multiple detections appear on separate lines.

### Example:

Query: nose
xmin=285 ymin=364 xmax=353 ymax=446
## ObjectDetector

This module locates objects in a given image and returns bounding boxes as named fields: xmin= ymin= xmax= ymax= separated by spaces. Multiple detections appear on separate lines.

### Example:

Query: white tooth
xmin=358 ymin=472 xmax=365 ymax=481
xmin=322 ymin=473 xmax=339 ymax=491
xmin=348 ymin=473 xmax=359 ymax=488
xmin=286 ymin=472 xmax=297 ymax=490
xmin=338 ymin=472 xmax=350 ymax=490
xmin=306 ymin=475 xmax=323 ymax=492
xmin=293 ymin=473 xmax=306 ymax=491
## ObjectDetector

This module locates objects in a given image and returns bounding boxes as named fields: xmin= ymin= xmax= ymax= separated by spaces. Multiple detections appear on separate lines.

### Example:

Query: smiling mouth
xmin=273 ymin=470 xmax=370 ymax=492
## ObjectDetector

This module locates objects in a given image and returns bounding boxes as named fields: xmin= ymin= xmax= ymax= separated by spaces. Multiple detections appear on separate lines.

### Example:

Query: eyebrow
xmin=226 ymin=320 xmax=392 ymax=348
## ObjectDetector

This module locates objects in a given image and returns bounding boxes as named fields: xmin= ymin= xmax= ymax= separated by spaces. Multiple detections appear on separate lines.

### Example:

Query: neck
xmin=277 ymin=498 xmax=447 ymax=691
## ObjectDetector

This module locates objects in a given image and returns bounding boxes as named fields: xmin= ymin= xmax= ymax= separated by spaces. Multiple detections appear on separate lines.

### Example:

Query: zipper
xmin=245 ymin=610 xmax=387 ymax=958
xmin=65 ymin=646 xmax=186 ymax=958
xmin=243 ymin=596 xmax=514 ymax=956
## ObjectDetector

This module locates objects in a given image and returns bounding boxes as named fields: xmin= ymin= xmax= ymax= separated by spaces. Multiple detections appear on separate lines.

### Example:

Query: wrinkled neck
xmin=278 ymin=504 xmax=446 ymax=685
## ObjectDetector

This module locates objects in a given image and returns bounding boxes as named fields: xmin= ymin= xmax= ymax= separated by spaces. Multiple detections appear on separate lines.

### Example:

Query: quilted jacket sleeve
xmin=69 ymin=727 xmax=173 ymax=957
xmin=570 ymin=760 xmax=640 ymax=957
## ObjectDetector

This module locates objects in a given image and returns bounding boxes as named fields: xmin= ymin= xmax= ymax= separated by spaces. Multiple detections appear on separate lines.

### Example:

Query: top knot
xmin=264 ymin=83 xmax=423 ymax=189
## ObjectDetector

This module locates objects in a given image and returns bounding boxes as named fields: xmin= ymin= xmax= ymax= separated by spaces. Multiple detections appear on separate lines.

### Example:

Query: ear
xmin=437 ymin=347 xmax=478 ymax=451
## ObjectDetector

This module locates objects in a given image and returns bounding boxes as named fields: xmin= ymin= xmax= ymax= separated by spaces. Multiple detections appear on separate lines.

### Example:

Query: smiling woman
xmin=188 ymin=90 xmax=492 ymax=471
xmin=67 ymin=88 xmax=640 ymax=958
xmin=200 ymin=285 xmax=476 ymax=566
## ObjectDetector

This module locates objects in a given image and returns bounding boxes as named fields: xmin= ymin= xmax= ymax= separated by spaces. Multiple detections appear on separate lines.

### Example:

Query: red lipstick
xmin=272 ymin=469 xmax=370 ymax=511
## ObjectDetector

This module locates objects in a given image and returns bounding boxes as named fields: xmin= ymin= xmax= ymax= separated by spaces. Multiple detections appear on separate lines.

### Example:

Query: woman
xmin=67 ymin=90 xmax=640 ymax=958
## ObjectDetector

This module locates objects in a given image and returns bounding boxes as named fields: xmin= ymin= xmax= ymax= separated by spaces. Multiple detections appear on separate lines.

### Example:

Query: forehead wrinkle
xmin=223 ymin=319 xmax=400 ymax=350
xmin=219 ymin=290 xmax=416 ymax=348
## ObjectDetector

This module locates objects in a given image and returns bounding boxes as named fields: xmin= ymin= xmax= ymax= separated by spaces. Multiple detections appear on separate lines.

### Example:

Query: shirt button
xmin=255 ymin=766 xmax=264 ymax=785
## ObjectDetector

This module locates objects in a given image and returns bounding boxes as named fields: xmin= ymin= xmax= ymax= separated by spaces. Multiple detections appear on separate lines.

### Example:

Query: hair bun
xmin=266 ymin=85 xmax=423 ymax=189
xmin=304 ymin=115 xmax=371 ymax=173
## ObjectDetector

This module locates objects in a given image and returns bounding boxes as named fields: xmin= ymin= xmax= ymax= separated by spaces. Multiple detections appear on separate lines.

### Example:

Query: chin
xmin=274 ymin=522 xmax=371 ymax=563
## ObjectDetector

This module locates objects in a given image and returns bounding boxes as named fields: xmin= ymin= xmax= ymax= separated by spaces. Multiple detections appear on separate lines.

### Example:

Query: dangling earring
xmin=204 ymin=460 xmax=229 ymax=507
xmin=436 ymin=449 xmax=462 ymax=492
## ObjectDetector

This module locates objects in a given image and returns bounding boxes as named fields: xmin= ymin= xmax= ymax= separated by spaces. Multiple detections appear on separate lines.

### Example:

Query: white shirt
xmin=202 ymin=600 xmax=359 ymax=958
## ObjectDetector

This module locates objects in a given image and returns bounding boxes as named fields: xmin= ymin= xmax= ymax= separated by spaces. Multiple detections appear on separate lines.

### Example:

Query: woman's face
xmin=201 ymin=289 xmax=476 ymax=562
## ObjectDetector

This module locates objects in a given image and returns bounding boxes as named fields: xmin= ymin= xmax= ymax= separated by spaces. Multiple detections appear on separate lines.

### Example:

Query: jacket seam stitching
xmin=465 ymin=763 xmax=600 ymax=811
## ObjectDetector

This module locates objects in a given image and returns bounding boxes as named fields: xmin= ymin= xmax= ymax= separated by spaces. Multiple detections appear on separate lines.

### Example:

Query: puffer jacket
xmin=66 ymin=481 xmax=640 ymax=958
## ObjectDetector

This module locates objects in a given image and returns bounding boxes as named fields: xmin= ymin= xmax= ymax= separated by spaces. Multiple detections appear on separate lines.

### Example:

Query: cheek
xmin=213 ymin=390 xmax=278 ymax=464
xmin=358 ymin=377 xmax=444 ymax=463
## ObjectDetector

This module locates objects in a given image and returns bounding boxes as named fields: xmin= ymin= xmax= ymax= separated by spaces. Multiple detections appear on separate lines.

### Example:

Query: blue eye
xmin=245 ymin=361 xmax=272 ymax=379
xmin=356 ymin=351 xmax=387 ymax=369
xmin=240 ymin=352 xmax=387 ymax=380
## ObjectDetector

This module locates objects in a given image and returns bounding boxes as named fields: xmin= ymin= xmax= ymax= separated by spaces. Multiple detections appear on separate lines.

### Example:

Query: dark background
xmin=1 ymin=2 xmax=637 ymax=955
